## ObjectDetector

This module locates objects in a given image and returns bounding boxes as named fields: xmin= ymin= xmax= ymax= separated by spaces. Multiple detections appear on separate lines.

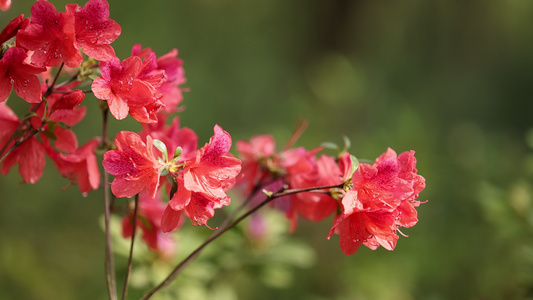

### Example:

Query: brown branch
xmin=121 ymin=194 xmax=139 ymax=300
xmin=102 ymin=107 xmax=117 ymax=300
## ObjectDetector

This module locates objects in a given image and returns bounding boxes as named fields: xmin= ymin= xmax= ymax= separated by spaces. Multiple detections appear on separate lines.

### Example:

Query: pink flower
xmin=162 ymin=125 xmax=241 ymax=231
xmin=1 ymin=136 xmax=45 ymax=184
xmin=92 ymin=56 xmax=163 ymax=123
xmin=102 ymin=131 xmax=162 ymax=198
xmin=0 ymin=103 xmax=46 ymax=184
xmin=66 ymin=0 xmax=121 ymax=61
xmin=47 ymin=138 xmax=100 ymax=195
xmin=328 ymin=148 xmax=425 ymax=255
xmin=16 ymin=0 xmax=83 ymax=67
xmin=155 ymin=48 xmax=186 ymax=113
xmin=29 ymin=90 xmax=86 ymax=153
xmin=0 ymin=47 xmax=46 ymax=103
xmin=0 ymin=15 xmax=29 ymax=46
xmin=290 ymin=154 xmax=342 ymax=222
xmin=139 ymin=114 xmax=198 ymax=163
xmin=0 ymin=0 xmax=10 ymax=11
xmin=236 ymin=134 xmax=277 ymax=192
xmin=131 ymin=44 xmax=187 ymax=113
xmin=131 ymin=44 xmax=166 ymax=91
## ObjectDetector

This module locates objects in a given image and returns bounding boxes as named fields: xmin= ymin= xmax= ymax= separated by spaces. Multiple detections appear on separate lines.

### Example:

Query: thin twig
xmin=45 ymin=62 xmax=64 ymax=96
xmin=102 ymin=108 xmax=117 ymax=300
xmin=140 ymin=182 xmax=344 ymax=299
xmin=216 ymin=176 xmax=274 ymax=231
xmin=121 ymin=194 xmax=139 ymax=300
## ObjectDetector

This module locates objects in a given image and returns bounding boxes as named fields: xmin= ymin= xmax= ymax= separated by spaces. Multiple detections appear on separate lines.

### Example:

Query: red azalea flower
xmin=155 ymin=48 xmax=186 ymax=112
xmin=92 ymin=56 xmax=163 ymax=123
xmin=328 ymin=148 xmax=425 ymax=255
xmin=0 ymin=47 xmax=46 ymax=103
xmin=290 ymin=154 xmax=342 ymax=222
xmin=273 ymin=146 xmax=323 ymax=229
xmin=162 ymin=125 xmax=241 ymax=231
xmin=140 ymin=114 xmax=198 ymax=163
xmin=46 ymin=138 xmax=100 ymax=195
xmin=181 ymin=125 xmax=241 ymax=202
xmin=66 ymin=0 xmax=121 ymax=61
xmin=102 ymin=131 xmax=162 ymax=198
xmin=0 ymin=15 xmax=29 ymax=46
xmin=0 ymin=0 xmax=11 ymax=11
xmin=16 ymin=0 xmax=82 ymax=68
xmin=236 ymin=134 xmax=277 ymax=192
xmin=395 ymin=150 xmax=426 ymax=228
xmin=0 ymin=102 xmax=18 ymax=139
xmin=0 ymin=102 xmax=46 ymax=184
xmin=29 ymin=90 xmax=86 ymax=153
xmin=132 ymin=44 xmax=187 ymax=113
xmin=131 ymin=44 xmax=166 ymax=90
xmin=1 ymin=135 xmax=45 ymax=184
xmin=122 ymin=190 xmax=176 ymax=258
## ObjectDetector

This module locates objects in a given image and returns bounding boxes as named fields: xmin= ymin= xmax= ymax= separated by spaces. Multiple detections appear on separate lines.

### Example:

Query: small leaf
xmin=46 ymin=121 xmax=57 ymax=132
xmin=21 ymin=112 xmax=41 ymax=121
xmin=42 ymin=128 xmax=57 ymax=141
xmin=321 ymin=141 xmax=338 ymax=150
xmin=56 ymin=122 xmax=71 ymax=129
xmin=350 ymin=154 xmax=359 ymax=174
xmin=262 ymin=189 xmax=274 ymax=197
xmin=153 ymin=139 xmax=168 ymax=161
xmin=342 ymin=135 xmax=351 ymax=150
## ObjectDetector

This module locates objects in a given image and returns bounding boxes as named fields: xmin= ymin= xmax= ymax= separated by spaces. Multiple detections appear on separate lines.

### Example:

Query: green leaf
xmin=46 ymin=121 xmax=57 ymax=132
xmin=56 ymin=122 xmax=71 ymax=129
xmin=262 ymin=189 xmax=274 ymax=197
xmin=42 ymin=128 xmax=57 ymax=141
xmin=342 ymin=135 xmax=351 ymax=152
xmin=21 ymin=112 xmax=41 ymax=121
xmin=153 ymin=139 xmax=168 ymax=161
xmin=350 ymin=154 xmax=359 ymax=174
xmin=321 ymin=141 xmax=338 ymax=150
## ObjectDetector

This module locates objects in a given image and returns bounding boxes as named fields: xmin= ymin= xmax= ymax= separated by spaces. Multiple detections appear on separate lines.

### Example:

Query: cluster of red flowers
xmin=236 ymin=136 xmax=426 ymax=254
xmin=0 ymin=0 xmax=188 ymax=255
xmin=0 ymin=0 xmax=426 ymax=257
xmin=102 ymin=120 xmax=241 ymax=254
xmin=0 ymin=0 xmax=186 ymax=191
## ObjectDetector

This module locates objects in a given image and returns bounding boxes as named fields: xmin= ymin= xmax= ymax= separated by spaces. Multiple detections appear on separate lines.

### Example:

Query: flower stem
xmin=102 ymin=107 xmax=117 ymax=300
xmin=121 ymin=194 xmax=139 ymax=300
xmin=0 ymin=62 xmax=67 ymax=162
xmin=140 ymin=182 xmax=344 ymax=299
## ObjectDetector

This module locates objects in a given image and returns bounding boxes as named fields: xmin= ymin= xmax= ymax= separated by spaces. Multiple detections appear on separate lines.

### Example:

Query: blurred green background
xmin=2 ymin=0 xmax=533 ymax=299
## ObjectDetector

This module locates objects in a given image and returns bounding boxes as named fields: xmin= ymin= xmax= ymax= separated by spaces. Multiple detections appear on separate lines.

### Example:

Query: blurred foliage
xmin=2 ymin=0 xmax=533 ymax=299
